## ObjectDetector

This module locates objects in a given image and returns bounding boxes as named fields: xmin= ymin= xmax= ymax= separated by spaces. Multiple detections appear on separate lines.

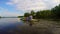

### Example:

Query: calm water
xmin=0 ymin=18 xmax=27 ymax=34
xmin=0 ymin=18 xmax=60 ymax=34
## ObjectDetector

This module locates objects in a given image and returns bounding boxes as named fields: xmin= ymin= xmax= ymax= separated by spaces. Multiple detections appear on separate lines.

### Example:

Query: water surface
xmin=0 ymin=18 xmax=26 ymax=34
xmin=0 ymin=18 xmax=60 ymax=34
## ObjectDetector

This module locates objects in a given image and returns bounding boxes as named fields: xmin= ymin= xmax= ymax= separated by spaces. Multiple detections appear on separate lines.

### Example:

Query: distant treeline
xmin=18 ymin=16 xmax=23 ymax=18
xmin=24 ymin=4 xmax=60 ymax=19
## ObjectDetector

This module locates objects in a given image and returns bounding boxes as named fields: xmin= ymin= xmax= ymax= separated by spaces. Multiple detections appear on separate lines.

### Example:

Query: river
xmin=0 ymin=18 xmax=60 ymax=34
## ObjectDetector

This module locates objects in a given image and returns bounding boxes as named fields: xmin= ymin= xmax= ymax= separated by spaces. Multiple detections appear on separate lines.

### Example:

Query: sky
xmin=0 ymin=0 xmax=60 ymax=17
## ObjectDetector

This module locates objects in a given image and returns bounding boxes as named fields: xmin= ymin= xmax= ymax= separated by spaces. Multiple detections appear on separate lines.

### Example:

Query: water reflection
xmin=0 ymin=18 xmax=26 ymax=34
xmin=23 ymin=20 xmax=34 ymax=26
xmin=0 ymin=18 xmax=60 ymax=34
xmin=0 ymin=18 xmax=33 ymax=30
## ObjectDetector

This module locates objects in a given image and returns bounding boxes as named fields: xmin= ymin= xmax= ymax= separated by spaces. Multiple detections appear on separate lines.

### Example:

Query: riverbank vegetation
xmin=24 ymin=4 xmax=60 ymax=20
xmin=18 ymin=16 xmax=23 ymax=18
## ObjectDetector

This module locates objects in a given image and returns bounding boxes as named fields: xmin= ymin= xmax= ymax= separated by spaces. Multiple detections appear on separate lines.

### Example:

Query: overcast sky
xmin=0 ymin=0 xmax=60 ymax=17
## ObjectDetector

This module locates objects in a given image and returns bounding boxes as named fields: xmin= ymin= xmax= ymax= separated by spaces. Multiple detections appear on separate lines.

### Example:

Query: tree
xmin=41 ymin=10 xmax=52 ymax=18
xmin=31 ymin=10 xmax=35 ymax=16
xmin=24 ymin=13 xmax=30 ymax=17
xmin=35 ymin=11 xmax=41 ymax=19
xmin=35 ymin=10 xmax=52 ymax=19
xmin=30 ymin=10 xmax=36 ymax=18
xmin=51 ymin=4 xmax=60 ymax=19
xmin=18 ymin=16 xmax=23 ymax=18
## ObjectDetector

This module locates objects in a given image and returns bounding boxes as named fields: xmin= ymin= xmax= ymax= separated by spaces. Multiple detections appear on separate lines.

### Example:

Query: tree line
xmin=24 ymin=4 xmax=60 ymax=19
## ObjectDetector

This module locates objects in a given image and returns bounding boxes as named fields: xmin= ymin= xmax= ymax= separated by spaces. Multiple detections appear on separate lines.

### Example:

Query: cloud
xmin=6 ymin=0 xmax=60 ymax=11
xmin=0 ymin=7 xmax=22 ymax=17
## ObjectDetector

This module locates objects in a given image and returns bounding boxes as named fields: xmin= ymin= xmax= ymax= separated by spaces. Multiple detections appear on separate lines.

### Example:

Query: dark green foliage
xmin=18 ymin=16 xmax=23 ymax=18
xmin=24 ymin=4 xmax=60 ymax=19
xmin=35 ymin=10 xmax=52 ymax=19
xmin=30 ymin=10 xmax=36 ymax=19
xmin=31 ymin=10 xmax=35 ymax=16
xmin=24 ymin=13 xmax=30 ymax=17
xmin=35 ymin=11 xmax=41 ymax=19
xmin=51 ymin=4 xmax=60 ymax=19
